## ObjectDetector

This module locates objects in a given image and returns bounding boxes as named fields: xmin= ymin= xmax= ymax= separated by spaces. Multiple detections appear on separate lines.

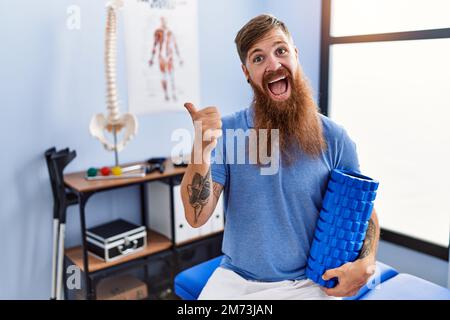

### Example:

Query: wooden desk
xmin=64 ymin=160 xmax=186 ymax=193
xmin=63 ymin=159 xmax=186 ymax=299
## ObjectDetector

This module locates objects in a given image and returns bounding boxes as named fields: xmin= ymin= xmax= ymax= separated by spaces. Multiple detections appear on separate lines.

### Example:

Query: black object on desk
xmin=87 ymin=219 xmax=147 ymax=262
xmin=146 ymin=157 xmax=166 ymax=174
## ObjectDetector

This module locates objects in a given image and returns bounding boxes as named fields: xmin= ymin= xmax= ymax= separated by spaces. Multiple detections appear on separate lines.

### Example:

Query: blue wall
xmin=1 ymin=0 xmax=446 ymax=299
xmin=265 ymin=0 xmax=322 ymax=103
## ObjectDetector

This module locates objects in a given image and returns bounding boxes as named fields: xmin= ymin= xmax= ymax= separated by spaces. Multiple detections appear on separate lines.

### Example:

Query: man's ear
xmin=241 ymin=64 xmax=250 ymax=83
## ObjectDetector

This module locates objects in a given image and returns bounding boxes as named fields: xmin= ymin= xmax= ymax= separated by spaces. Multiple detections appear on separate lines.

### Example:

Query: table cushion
xmin=344 ymin=261 xmax=399 ymax=300
xmin=174 ymin=255 xmax=222 ymax=300
xmin=174 ymin=257 xmax=401 ymax=300
xmin=359 ymin=273 xmax=450 ymax=300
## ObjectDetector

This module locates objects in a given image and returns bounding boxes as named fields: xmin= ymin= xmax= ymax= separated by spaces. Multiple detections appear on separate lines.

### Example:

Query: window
xmin=331 ymin=0 xmax=450 ymax=36
xmin=320 ymin=0 xmax=450 ymax=258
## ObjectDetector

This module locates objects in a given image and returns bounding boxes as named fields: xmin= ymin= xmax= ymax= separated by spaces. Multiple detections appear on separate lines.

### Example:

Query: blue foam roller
xmin=342 ymin=209 xmax=351 ymax=219
xmin=362 ymin=180 xmax=371 ymax=191
xmin=337 ymin=239 xmax=347 ymax=250
xmin=324 ymin=256 xmax=334 ymax=267
xmin=317 ymin=218 xmax=332 ymax=232
xmin=370 ymin=181 xmax=379 ymax=191
xmin=345 ymin=241 xmax=355 ymax=251
xmin=340 ymin=185 xmax=348 ymax=196
xmin=319 ymin=278 xmax=337 ymax=288
xmin=329 ymin=227 xmax=337 ymax=237
xmin=348 ymin=189 xmax=356 ymax=199
xmin=306 ymin=267 xmax=318 ymax=282
xmin=362 ymin=202 xmax=374 ymax=221
xmin=349 ymin=251 xmax=359 ymax=261
xmin=310 ymin=240 xmax=330 ymax=259
xmin=309 ymin=240 xmax=322 ymax=259
xmin=351 ymin=221 xmax=361 ymax=232
xmin=355 ymin=232 xmax=366 ymax=242
xmin=356 ymin=201 xmax=366 ymax=212
xmin=359 ymin=221 xmax=369 ymax=233
xmin=342 ymin=220 xmax=354 ymax=231
xmin=355 ymin=241 xmax=364 ymax=251
xmin=339 ymin=250 xmax=349 ymax=261
xmin=316 ymin=254 xmax=325 ymax=264
xmin=353 ymin=179 xmax=363 ymax=189
xmin=346 ymin=177 xmax=354 ymax=187
xmin=331 ymin=248 xmax=343 ymax=260
xmin=334 ymin=206 xmax=343 ymax=216
xmin=319 ymin=211 xmax=334 ymax=224
xmin=325 ymin=257 xmax=343 ymax=269
xmin=322 ymin=192 xmax=336 ymax=212
xmin=327 ymin=180 xmax=340 ymax=192
xmin=307 ymin=169 xmax=379 ymax=288
xmin=344 ymin=230 xmax=357 ymax=241
xmin=349 ymin=199 xmax=359 ymax=210
xmin=341 ymin=198 xmax=349 ymax=208
xmin=351 ymin=211 xmax=363 ymax=221
xmin=330 ymin=238 xmax=338 ymax=248
xmin=354 ymin=190 xmax=365 ymax=200
xmin=315 ymin=228 xmax=328 ymax=242
xmin=308 ymin=257 xmax=325 ymax=273
xmin=336 ymin=229 xmax=346 ymax=240
xmin=331 ymin=170 xmax=345 ymax=183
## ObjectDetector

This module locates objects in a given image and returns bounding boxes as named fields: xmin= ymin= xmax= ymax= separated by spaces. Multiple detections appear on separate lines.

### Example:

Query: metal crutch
xmin=51 ymin=149 xmax=77 ymax=300
xmin=44 ymin=147 xmax=59 ymax=300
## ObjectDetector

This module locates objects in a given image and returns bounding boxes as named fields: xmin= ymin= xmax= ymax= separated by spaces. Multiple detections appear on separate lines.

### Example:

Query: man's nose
xmin=265 ymin=56 xmax=282 ymax=73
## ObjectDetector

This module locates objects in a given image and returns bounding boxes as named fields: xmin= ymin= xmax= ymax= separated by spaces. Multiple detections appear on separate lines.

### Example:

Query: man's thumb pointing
xmin=184 ymin=102 xmax=197 ymax=116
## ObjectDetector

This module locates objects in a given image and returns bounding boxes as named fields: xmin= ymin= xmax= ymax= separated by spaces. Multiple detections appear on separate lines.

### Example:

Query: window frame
xmin=319 ymin=0 xmax=450 ymax=261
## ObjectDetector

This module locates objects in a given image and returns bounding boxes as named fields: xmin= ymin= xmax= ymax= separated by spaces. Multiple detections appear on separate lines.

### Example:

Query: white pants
xmin=198 ymin=267 xmax=341 ymax=300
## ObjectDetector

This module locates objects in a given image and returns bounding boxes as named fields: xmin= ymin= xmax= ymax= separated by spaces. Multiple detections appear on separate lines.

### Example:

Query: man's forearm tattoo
xmin=359 ymin=218 xmax=377 ymax=259
xmin=187 ymin=168 xmax=211 ymax=223
xmin=213 ymin=183 xmax=221 ymax=202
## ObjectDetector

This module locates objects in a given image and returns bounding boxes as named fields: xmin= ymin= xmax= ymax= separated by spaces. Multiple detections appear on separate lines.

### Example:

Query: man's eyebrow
xmin=247 ymin=40 xmax=288 ymax=59
xmin=248 ymin=47 xmax=262 ymax=59
xmin=272 ymin=40 xmax=288 ymax=47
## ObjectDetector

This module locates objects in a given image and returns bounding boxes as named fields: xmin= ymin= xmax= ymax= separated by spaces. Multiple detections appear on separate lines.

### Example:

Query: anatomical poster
xmin=123 ymin=0 xmax=200 ymax=114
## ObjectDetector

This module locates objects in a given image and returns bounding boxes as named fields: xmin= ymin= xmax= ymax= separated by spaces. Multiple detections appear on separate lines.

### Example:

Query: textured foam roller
xmin=306 ymin=169 xmax=379 ymax=288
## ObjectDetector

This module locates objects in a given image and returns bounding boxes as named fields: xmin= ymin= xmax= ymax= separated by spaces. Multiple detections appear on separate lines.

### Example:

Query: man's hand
xmin=321 ymin=257 xmax=376 ymax=297
xmin=184 ymin=102 xmax=222 ymax=163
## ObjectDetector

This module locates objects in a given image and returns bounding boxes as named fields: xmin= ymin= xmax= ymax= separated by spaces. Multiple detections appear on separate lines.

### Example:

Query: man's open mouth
xmin=267 ymin=76 xmax=289 ymax=97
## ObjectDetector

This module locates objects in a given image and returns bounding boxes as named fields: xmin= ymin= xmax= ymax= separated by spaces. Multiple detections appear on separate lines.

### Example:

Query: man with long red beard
xmin=180 ymin=14 xmax=380 ymax=299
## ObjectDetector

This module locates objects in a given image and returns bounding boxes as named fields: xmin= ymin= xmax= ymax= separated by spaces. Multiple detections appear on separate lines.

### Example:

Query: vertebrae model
xmin=90 ymin=0 xmax=137 ymax=161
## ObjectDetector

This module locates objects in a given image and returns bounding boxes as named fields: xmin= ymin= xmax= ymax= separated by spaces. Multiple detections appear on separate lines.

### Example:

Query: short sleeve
xmin=211 ymin=133 xmax=227 ymax=186
xmin=335 ymin=127 xmax=361 ymax=174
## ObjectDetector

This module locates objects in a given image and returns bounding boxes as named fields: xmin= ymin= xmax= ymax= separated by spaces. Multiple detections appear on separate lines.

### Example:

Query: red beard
xmin=250 ymin=66 xmax=326 ymax=164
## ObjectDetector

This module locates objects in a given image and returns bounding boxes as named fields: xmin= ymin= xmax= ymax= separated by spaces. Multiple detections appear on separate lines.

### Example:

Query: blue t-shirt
xmin=211 ymin=107 xmax=360 ymax=282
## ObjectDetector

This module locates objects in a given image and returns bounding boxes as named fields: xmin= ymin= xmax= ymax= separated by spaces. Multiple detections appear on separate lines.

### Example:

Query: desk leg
xmin=140 ymin=184 xmax=147 ymax=227
xmin=169 ymin=177 xmax=180 ymax=282
xmin=78 ymin=192 xmax=95 ymax=300
xmin=169 ymin=177 xmax=176 ymax=246
xmin=140 ymin=184 xmax=150 ymax=286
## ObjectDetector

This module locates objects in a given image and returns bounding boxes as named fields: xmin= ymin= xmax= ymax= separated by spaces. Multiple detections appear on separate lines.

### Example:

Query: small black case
xmin=86 ymin=219 xmax=147 ymax=262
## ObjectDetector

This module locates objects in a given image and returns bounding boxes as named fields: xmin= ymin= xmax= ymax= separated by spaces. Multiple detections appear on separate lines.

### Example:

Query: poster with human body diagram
xmin=123 ymin=0 xmax=200 ymax=114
